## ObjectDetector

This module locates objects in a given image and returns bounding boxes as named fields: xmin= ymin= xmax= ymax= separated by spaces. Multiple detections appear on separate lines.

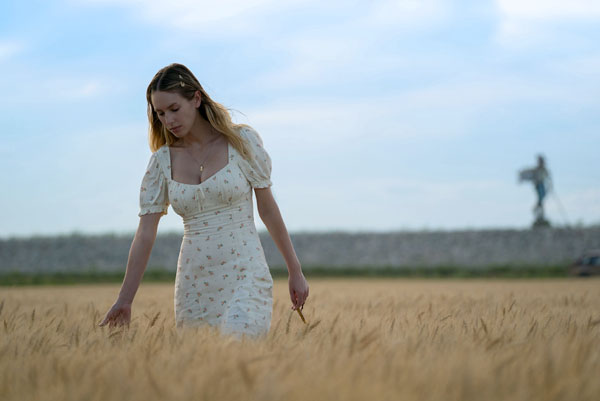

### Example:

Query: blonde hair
xmin=145 ymin=63 xmax=253 ymax=160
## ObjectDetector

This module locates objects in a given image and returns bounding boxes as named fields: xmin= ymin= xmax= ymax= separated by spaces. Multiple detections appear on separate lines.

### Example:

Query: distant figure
xmin=518 ymin=154 xmax=553 ymax=227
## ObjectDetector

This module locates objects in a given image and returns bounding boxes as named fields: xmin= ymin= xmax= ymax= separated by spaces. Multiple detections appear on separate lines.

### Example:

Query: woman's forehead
xmin=151 ymin=90 xmax=184 ymax=107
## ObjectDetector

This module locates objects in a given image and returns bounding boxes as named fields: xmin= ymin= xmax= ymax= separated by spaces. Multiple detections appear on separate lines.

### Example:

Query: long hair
xmin=145 ymin=63 xmax=253 ymax=160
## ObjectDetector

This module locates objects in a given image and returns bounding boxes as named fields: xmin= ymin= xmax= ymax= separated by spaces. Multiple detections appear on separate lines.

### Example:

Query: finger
xmin=99 ymin=315 xmax=110 ymax=326
xmin=109 ymin=315 xmax=117 ymax=326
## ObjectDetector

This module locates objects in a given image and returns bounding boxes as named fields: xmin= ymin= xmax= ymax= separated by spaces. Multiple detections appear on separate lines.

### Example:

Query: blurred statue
xmin=518 ymin=154 xmax=553 ymax=228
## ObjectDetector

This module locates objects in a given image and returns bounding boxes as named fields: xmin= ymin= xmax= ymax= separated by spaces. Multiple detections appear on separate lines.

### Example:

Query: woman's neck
xmin=179 ymin=116 xmax=220 ymax=148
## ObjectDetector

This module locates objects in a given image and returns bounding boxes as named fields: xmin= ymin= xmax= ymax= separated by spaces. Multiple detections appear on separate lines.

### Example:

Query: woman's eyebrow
xmin=154 ymin=102 xmax=178 ymax=112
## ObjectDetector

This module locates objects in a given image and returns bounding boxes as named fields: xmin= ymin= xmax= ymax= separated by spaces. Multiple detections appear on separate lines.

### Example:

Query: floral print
xmin=139 ymin=126 xmax=274 ymax=339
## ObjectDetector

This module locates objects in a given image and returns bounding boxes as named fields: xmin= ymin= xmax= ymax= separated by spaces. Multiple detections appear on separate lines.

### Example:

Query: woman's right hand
xmin=98 ymin=301 xmax=132 ymax=328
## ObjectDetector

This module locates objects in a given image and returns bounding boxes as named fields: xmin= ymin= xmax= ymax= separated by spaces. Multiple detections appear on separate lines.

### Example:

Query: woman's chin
xmin=172 ymin=130 xmax=186 ymax=138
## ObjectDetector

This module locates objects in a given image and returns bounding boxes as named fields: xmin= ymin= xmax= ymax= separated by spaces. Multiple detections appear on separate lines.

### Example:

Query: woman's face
xmin=151 ymin=90 xmax=201 ymax=138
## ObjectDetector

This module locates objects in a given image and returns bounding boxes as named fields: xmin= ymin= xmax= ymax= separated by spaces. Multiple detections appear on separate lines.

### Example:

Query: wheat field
xmin=1 ymin=278 xmax=599 ymax=401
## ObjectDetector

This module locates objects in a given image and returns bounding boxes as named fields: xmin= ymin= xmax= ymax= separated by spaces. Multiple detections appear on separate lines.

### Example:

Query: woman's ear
xmin=194 ymin=90 xmax=202 ymax=108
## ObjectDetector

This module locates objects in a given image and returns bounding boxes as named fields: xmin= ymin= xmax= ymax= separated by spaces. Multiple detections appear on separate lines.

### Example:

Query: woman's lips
xmin=171 ymin=126 xmax=182 ymax=132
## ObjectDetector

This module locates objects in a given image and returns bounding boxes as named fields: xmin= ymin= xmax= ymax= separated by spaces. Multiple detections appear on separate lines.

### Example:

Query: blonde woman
xmin=99 ymin=63 xmax=309 ymax=340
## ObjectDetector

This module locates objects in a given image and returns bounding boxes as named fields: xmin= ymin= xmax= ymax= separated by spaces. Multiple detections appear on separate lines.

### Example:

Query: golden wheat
xmin=1 ymin=278 xmax=599 ymax=401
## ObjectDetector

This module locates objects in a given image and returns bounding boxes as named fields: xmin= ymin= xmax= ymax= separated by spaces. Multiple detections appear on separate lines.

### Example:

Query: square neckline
xmin=165 ymin=141 xmax=231 ymax=186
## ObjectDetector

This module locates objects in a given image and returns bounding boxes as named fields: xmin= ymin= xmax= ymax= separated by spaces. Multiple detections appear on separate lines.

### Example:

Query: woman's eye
xmin=156 ymin=108 xmax=178 ymax=116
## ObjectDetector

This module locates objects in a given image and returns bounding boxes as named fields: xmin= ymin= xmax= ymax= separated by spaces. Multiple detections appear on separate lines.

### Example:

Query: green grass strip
xmin=0 ymin=264 xmax=575 ymax=286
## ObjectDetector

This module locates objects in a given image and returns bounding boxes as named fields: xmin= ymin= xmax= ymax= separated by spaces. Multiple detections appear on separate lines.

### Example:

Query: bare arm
xmin=116 ymin=213 xmax=162 ymax=304
xmin=255 ymin=187 xmax=301 ymax=275
xmin=99 ymin=212 xmax=162 ymax=327
xmin=255 ymin=187 xmax=309 ymax=311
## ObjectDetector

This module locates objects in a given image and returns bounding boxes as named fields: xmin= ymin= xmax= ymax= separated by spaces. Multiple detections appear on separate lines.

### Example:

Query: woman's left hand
xmin=288 ymin=270 xmax=309 ymax=311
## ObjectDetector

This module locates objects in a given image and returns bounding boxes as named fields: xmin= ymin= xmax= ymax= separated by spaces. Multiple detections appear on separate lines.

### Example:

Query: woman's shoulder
xmin=147 ymin=144 xmax=169 ymax=157
xmin=237 ymin=124 xmax=264 ymax=146
xmin=145 ymin=145 xmax=170 ymax=174
xmin=154 ymin=144 xmax=171 ymax=160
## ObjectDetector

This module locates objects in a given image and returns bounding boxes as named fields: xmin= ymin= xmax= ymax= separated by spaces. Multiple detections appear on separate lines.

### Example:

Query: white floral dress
xmin=138 ymin=126 xmax=274 ymax=339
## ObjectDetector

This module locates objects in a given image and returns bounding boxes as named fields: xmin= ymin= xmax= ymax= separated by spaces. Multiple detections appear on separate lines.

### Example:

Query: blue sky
xmin=1 ymin=0 xmax=599 ymax=238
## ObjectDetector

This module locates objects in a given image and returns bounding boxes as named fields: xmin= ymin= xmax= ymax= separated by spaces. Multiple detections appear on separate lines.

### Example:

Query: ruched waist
xmin=182 ymin=200 xmax=254 ymax=237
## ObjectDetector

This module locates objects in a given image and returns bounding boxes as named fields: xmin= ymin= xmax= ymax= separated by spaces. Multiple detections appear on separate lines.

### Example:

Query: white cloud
xmin=245 ymin=95 xmax=472 ymax=146
xmin=366 ymin=0 xmax=448 ymax=27
xmin=546 ymin=55 xmax=600 ymax=77
xmin=250 ymin=35 xmax=368 ymax=89
xmin=44 ymin=79 xmax=105 ymax=99
xmin=242 ymin=77 xmax=593 ymax=149
xmin=497 ymin=0 xmax=600 ymax=20
xmin=71 ymin=0 xmax=448 ymax=37
xmin=495 ymin=0 xmax=600 ymax=46
xmin=0 ymin=73 xmax=118 ymax=104
xmin=273 ymin=175 xmax=531 ymax=231
xmin=0 ymin=39 xmax=25 ymax=61
xmin=246 ymin=1 xmax=449 ymax=89
xmin=71 ymin=0 xmax=310 ymax=35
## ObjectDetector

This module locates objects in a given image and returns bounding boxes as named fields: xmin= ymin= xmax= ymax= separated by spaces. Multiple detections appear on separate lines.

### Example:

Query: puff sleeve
xmin=238 ymin=126 xmax=272 ymax=188
xmin=138 ymin=152 xmax=169 ymax=217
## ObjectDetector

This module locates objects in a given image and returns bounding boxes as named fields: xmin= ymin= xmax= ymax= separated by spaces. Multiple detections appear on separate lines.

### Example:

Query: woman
xmin=99 ymin=63 xmax=309 ymax=340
